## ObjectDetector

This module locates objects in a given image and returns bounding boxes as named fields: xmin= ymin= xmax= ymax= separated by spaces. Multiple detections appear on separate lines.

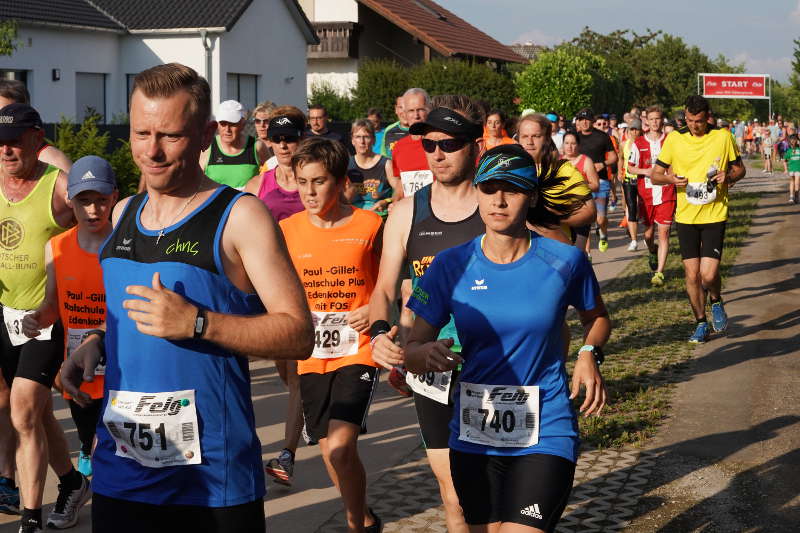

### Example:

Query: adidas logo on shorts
xmin=520 ymin=504 xmax=543 ymax=520
xmin=360 ymin=372 xmax=371 ymax=382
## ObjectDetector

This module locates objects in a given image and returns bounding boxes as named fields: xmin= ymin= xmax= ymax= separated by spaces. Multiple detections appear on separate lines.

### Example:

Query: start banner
xmin=701 ymin=74 xmax=769 ymax=99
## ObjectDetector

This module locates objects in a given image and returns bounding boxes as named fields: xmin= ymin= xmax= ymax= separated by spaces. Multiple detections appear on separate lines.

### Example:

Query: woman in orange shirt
xmin=483 ymin=109 xmax=516 ymax=150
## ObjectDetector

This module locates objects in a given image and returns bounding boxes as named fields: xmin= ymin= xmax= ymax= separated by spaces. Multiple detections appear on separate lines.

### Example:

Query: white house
xmin=0 ymin=0 xmax=318 ymax=123
xmin=298 ymin=0 xmax=526 ymax=97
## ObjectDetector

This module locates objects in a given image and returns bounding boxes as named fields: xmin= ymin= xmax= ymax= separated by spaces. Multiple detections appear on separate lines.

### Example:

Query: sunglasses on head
xmin=421 ymin=137 xmax=470 ymax=153
xmin=269 ymin=135 xmax=299 ymax=144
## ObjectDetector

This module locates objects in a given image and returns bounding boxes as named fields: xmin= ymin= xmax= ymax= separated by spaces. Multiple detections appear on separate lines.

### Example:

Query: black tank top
xmin=405 ymin=184 xmax=485 ymax=282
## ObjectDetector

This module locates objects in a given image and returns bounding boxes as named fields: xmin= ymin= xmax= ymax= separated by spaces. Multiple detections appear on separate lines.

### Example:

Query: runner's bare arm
xmin=368 ymin=197 xmax=413 ymax=369
xmin=255 ymin=139 xmax=270 ymax=166
xmin=385 ymin=159 xmax=399 ymax=198
xmin=52 ymin=168 xmax=76 ymax=229
xmin=38 ymin=145 xmax=72 ymax=173
xmin=720 ymin=158 xmax=746 ymax=186
xmin=651 ymin=163 xmax=686 ymax=187
xmin=571 ymin=294 xmax=611 ymax=416
xmin=405 ymin=316 xmax=462 ymax=374
xmin=198 ymin=147 xmax=210 ymax=171
xmin=243 ymin=173 xmax=263 ymax=195
xmin=581 ymin=157 xmax=601 ymax=192
xmin=21 ymin=241 xmax=59 ymax=337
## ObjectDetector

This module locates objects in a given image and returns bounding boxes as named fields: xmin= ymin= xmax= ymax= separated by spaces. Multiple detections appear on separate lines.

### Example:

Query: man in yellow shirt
xmin=652 ymin=95 xmax=745 ymax=343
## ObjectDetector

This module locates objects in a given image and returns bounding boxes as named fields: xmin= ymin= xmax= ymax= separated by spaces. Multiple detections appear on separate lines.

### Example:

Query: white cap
xmin=618 ymin=122 xmax=628 ymax=129
xmin=217 ymin=100 xmax=245 ymax=123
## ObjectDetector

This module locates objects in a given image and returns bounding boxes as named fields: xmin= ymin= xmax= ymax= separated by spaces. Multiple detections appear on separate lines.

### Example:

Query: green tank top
xmin=205 ymin=135 xmax=260 ymax=188
xmin=0 ymin=165 xmax=67 ymax=309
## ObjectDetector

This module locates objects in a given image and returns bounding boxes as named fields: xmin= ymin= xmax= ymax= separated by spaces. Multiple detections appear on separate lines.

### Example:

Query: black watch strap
xmin=194 ymin=308 xmax=208 ymax=339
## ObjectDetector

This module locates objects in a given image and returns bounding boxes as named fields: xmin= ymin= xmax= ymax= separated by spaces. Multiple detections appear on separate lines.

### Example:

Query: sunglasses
xmin=421 ymin=138 xmax=470 ymax=153
xmin=253 ymin=118 xmax=269 ymax=125
xmin=269 ymin=135 xmax=299 ymax=144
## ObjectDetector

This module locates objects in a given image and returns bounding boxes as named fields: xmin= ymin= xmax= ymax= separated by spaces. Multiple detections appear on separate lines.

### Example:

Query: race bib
xmin=685 ymin=180 xmax=717 ymax=205
xmin=459 ymin=383 xmax=539 ymax=448
xmin=2 ymin=307 xmax=53 ymax=347
xmin=406 ymin=370 xmax=452 ymax=405
xmin=67 ymin=328 xmax=105 ymax=376
xmin=400 ymin=170 xmax=434 ymax=197
xmin=103 ymin=389 xmax=201 ymax=468
xmin=311 ymin=311 xmax=359 ymax=359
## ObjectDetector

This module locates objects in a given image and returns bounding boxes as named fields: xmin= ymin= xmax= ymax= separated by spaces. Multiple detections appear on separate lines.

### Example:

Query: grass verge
xmin=568 ymin=192 xmax=761 ymax=448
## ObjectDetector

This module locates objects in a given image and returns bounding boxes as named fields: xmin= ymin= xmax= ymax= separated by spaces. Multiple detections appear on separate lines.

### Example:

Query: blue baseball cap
xmin=474 ymin=144 xmax=538 ymax=191
xmin=67 ymin=155 xmax=117 ymax=199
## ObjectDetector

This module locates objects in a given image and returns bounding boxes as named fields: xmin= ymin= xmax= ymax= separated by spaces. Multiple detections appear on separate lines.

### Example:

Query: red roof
xmin=358 ymin=0 xmax=526 ymax=64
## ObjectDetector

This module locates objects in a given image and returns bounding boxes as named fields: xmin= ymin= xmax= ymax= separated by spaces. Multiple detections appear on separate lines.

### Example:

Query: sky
xmin=435 ymin=0 xmax=799 ymax=83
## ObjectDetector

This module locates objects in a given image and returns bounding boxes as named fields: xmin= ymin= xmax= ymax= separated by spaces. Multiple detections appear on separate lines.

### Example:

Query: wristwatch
xmin=193 ymin=308 xmax=208 ymax=339
xmin=578 ymin=344 xmax=604 ymax=365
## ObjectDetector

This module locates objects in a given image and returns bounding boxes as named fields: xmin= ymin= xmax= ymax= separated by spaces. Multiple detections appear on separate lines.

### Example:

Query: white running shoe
xmin=46 ymin=473 xmax=91 ymax=529
xmin=627 ymin=240 xmax=638 ymax=252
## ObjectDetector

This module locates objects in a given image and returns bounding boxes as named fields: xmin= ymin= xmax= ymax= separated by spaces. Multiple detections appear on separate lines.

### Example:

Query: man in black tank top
xmin=368 ymin=99 xmax=485 ymax=531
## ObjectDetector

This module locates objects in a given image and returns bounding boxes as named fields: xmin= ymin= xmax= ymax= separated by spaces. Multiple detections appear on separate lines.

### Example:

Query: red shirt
xmin=392 ymin=136 xmax=433 ymax=197
xmin=632 ymin=133 xmax=675 ymax=206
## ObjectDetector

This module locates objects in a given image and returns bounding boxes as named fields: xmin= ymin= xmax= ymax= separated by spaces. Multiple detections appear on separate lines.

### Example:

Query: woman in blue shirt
xmin=405 ymin=144 xmax=611 ymax=533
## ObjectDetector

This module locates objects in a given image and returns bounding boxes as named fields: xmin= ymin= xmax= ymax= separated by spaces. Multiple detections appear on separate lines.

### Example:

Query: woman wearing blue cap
xmin=404 ymin=144 xmax=610 ymax=533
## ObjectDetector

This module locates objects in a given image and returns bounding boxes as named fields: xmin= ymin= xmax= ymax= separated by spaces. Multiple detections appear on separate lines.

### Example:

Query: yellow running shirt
xmin=0 ymin=165 xmax=67 ymax=309
xmin=656 ymin=126 xmax=740 ymax=225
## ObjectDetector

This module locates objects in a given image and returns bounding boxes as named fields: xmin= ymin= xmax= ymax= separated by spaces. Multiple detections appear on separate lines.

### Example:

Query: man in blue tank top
xmin=61 ymin=63 xmax=314 ymax=533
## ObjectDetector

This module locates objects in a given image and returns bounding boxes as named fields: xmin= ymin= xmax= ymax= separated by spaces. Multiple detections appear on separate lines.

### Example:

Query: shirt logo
xmin=0 ymin=115 xmax=13 ymax=124
xmin=165 ymin=237 xmax=200 ymax=256
xmin=116 ymin=236 xmax=132 ymax=253
xmin=444 ymin=115 xmax=463 ymax=126
xmin=81 ymin=170 xmax=97 ymax=180
xmin=471 ymin=279 xmax=488 ymax=291
xmin=417 ymin=231 xmax=442 ymax=237
xmin=0 ymin=218 xmax=24 ymax=250
xmin=412 ymin=255 xmax=435 ymax=278
xmin=497 ymin=156 xmax=514 ymax=168
xmin=122 ymin=238 xmax=133 ymax=245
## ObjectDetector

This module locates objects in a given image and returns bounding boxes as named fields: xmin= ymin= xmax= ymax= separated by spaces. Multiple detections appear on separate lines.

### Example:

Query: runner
xmin=0 ymin=80 xmax=72 ymax=172
xmin=404 ymin=143 xmax=610 ymax=533
xmin=60 ymin=63 xmax=313 ymax=532
xmin=366 ymin=108 xmax=384 ymax=154
xmin=252 ymin=101 xmax=277 ymax=174
xmin=369 ymin=96 xmax=487 ymax=533
xmin=628 ymin=107 xmax=674 ymax=286
xmin=345 ymin=119 xmax=395 ymax=214
xmin=201 ymin=100 xmax=265 ymax=188
xmin=574 ymin=108 xmax=617 ymax=252
xmin=620 ymin=119 xmax=642 ymax=252
xmin=378 ymin=96 xmax=408 ymax=159
xmin=651 ymin=95 xmax=745 ymax=343
xmin=782 ymin=133 xmax=800 ymax=204
xmin=307 ymin=104 xmax=344 ymax=143
xmin=391 ymin=88 xmax=432 ymax=200
xmin=282 ymin=137 xmax=382 ymax=532
xmin=21 ymin=156 xmax=117 ymax=480
xmin=483 ymin=110 xmax=515 ymax=150
xmin=243 ymin=107 xmax=309 ymax=486
xmin=0 ymin=103 xmax=88 ymax=532
xmin=561 ymin=130 xmax=601 ymax=252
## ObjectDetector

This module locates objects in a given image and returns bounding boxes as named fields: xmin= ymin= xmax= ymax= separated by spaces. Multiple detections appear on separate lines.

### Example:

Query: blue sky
xmin=435 ymin=0 xmax=799 ymax=82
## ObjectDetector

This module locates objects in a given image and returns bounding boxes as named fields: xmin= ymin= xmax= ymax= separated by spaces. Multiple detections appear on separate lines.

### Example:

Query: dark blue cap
xmin=0 ymin=103 xmax=43 ymax=141
xmin=67 ymin=155 xmax=117 ymax=199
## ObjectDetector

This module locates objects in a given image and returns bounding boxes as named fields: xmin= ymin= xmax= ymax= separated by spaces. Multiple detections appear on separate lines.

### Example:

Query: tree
xmin=0 ymin=20 xmax=18 ymax=56
xmin=515 ymin=47 xmax=613 ymax=117
xmin=308 ymin=81 xmax=358 ymax=122
xmin=350 ymin=59 xmax=411 ymax=122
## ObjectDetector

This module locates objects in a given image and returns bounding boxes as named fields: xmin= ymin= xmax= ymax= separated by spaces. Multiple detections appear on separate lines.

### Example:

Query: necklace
xmin=154 ymin=187 xmax=201 ymax=245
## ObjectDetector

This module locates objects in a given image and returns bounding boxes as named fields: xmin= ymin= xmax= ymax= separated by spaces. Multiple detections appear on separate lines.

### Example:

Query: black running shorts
xmin=675 ymin=221 xmax=726 ymax=260
xmin=450 ymin=450 xmax=575 ymax=530
xmin=91 ymin=492 xmax=265 ymax=533
xmin=300 ymin=364 xmax=379 ymax=442
xmin=0 ymin=314 xmax=64 ymax=388
xmin=622 ymin=182 xmax=639 ymax=221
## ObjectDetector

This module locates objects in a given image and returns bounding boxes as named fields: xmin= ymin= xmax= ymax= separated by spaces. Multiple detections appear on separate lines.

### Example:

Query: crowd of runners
xmin=0 ymin=61 xmax=763 ymax=532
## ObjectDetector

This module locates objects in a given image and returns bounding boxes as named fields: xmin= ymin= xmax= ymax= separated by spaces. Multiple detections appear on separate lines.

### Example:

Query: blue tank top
xmin=94 ymin=186 xmax=265 ymax=507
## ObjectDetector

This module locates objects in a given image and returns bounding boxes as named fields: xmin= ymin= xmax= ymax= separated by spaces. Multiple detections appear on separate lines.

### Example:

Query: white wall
xmin=311 ymin=0 xmax=358 ymax=22
xmin=0 ymin=25 xmax=121 ymax=123
xmin=220 ymin=0 xmax=309 ymax=111
xmin=307 ymin=58 xmax=358 ymax=96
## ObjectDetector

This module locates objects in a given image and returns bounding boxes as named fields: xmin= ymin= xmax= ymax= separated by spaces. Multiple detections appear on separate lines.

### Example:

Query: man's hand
xmin=371 ymin=325 xmax=404 ymax=370
xmin=347 ymin=305 xmax=370 ymax=333
xmin=570 ymin=351 xmax=607 ymax=416
xmin=672 ymin=174 xmax=688 ymax=187
xmin=123 ymin=272 xmax=196 ymax=340
xmin=21 ymin=311 xmax=43 ymax=338
xmin=408 ymin=338 xmax=462 ymax=374
xmin=61 ymin=335 xmax=103 ymax=408
xmin=594 ymin=162 xmax=605 ymax=172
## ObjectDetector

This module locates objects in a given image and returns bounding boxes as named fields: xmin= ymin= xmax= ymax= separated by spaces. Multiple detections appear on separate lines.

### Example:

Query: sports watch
xmin=578 ymin=344 xmax=604 ymax=365
xmin=194 ymin=308 xmax=208 ymax=339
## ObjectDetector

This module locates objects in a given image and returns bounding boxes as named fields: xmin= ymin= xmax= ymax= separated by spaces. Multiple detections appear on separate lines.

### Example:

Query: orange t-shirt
xmin=280 ymin=208 xmax=382 ymax=375
xmin=51 ymin=228 xmax=106 ymax=399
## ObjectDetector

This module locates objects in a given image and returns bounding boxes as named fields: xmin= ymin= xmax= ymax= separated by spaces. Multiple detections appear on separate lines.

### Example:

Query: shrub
xmin=308 ymin=81 xmax=358 ymax=122
xmin=351 ymin=59 xmax=411 ymax=122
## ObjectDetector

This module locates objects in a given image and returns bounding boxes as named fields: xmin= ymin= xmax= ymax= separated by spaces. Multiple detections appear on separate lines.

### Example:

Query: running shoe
xmin=18 ymin=523 xmax=42 ymax=533
xmin=598 ymin=239 xmax=609 ymax=252
xmin=618 ymin=216 xmax=628 ymax=228
xmin=608 ymin=200 xmax=617 ymax=212
xmin=651 ymin=271 xmax=665 ymax=286
xmin=77 ymin=453 xmax=92 ymax=477
xmin=711 ymin=301 xmax=729 ymax=333
xmin=46 ymin=473 xmax=91 ymax=529
xmin=0 ymin=478 xmax=19 ymax=515
xmin=790 ymin=196 xmax=795 ymax=204
xmin=648 ymin=247 xmax=658 ymax=271
xmin=627 ymin=240 xmax=638 ymax=252
xmin=265 ymin=449 xmax=295 ymax=486
xmin=688 ymin=322 xmax=710 ymax=343
xmin=365 ymin=508 xmax=383 ymax=533
xmin=387 ymin=366 xmax=413 ymax=397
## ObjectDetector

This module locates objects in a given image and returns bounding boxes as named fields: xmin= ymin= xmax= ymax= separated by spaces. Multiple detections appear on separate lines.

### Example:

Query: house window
xmin=76 ymin=72 xmax=106 ymax=123
xmin=0 ymin=69 xmax=28 ymax=85
xmin=227 ymin=74 xmax=258 ymax=111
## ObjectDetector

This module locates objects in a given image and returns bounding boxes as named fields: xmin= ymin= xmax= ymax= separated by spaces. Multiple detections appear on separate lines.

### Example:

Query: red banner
xmin=702 ymin=74 xmax=768 ymax=99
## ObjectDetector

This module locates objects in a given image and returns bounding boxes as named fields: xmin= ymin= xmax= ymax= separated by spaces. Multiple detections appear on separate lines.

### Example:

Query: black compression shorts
xmin=412 ymin=366 xmax=460 ymax=449
xmin=675 ymin=221 xmax=726 ymax=260
xmin=450 ymin=450 xmax=575 ymax=530
xmin=0 ymin=315 xmax=64 ymax=388
xmin=622 ymin=182 xmax=639 ymax=221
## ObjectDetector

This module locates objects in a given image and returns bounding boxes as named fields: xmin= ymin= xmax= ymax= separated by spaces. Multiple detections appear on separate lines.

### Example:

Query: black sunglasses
xmin=421 ymin=138 xmax=470 ymax=153
xmin=269 ymin=135 xmax=299 ymax=144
